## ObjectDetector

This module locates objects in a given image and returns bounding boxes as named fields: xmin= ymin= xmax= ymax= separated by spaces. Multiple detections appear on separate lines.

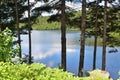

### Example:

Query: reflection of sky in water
xmin=21 ymin=30 xmax=120 ymax=80
xmin=21 ymin=30 xmax=78 ymax=66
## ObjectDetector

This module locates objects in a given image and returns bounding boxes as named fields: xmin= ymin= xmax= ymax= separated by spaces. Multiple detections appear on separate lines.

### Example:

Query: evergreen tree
xmin=14 ymin=0 xmax=22 ymax=58
xmin=61 ymin=0 xmax=66 ymax=71
xmin=28 ymin=0 xmax=32 ymax=64
xmin=78 ymin=0 xmax=86 ymax=77
xmin=0 ymin=0 xmax=28 ymax=30
xmin=102 ymin=0 xmax=107 ymax=70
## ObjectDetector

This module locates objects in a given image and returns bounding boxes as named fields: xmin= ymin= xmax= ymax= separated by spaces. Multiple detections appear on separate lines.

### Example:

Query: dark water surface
xmin=21 ymin=30 xmax=120 ymax=80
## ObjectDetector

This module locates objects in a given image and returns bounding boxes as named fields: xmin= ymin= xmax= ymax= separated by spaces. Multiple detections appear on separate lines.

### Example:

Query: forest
xmin=0 ymin=0 xmax=120 ymax=80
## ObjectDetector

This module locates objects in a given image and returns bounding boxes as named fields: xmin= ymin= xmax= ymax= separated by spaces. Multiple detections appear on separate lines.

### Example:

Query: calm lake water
xmin=21 ymin=30 xmax=120 ymax=80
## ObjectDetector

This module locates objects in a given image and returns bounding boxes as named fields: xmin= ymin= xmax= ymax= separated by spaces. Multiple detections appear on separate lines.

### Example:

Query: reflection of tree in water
xmin=85 ymin=36 xmax=102 ymax=46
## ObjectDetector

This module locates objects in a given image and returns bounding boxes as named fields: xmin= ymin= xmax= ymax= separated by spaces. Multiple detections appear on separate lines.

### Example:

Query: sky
xmin=24 ymin=0 xmax=119 ymax=17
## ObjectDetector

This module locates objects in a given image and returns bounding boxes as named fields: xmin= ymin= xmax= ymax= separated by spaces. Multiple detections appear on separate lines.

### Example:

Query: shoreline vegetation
xmin=31 ymin=11 xmax=81 ymax=31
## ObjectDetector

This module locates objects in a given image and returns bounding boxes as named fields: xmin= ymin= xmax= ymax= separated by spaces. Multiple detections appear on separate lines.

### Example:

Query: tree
xmin=14 ymin=0 xmax=21 ymax=58
xmin=0 ymin=0 xmax=28 ymax=30
xmin=61 ymin=0 xmax=66 ymax=71
xmin=78 ymin=0 xmax=86 ymax=77
xmin=86 ymin=0 xmax=120 ymax=48
xmin=86 ymin=1 xmax=100 ymax=70
xmin=106 ymin=4 xmax=120 ymax=46
xmin=102 ymin=0 xmax=107 ymax=70
xmin=28 ymin=0 xmax=32 ymax=64
xmin=93 ymin=0 xmax=99 ymax=70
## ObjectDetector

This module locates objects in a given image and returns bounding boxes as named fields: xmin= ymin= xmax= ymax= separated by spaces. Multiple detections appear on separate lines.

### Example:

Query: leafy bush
xmin=0 ymin=28 xmax=19 ymax=62
xmin=0 ymin=62 xmax=81 ymax=80
xmin=0 ymin=62 xmax=113 ymax=80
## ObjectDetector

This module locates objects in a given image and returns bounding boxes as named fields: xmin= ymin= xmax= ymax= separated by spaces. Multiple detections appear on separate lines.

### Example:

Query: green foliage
xmin=118 ymin=71 xmax=120 ymax=80
xmin=0 ymin=62 xmax=86 ymax=80
xmin=0 ymin=0 xmax=28 ymax=30
xmin=0 ymin=28 xmax=19 ymax=62
xmin=0 ymin=62 xmax=114 ymax=80
xmin=86 ymin=1 xmax=120 ymax=46
xmin=32 ymin=16 xmax=61 ymax=30
xmin=32 ymin=11 xmax=81 ymax=30
xmin=107 ymin=32 xmax=120 ymax=46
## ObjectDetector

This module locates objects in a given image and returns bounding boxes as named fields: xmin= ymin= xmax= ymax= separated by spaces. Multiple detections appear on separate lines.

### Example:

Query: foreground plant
xmin=0 ymin=62 xmax=80 ymax=80
xmin=0 ymin=62 xmax=113 ymax=80
xmin=0 ymin=28 xmax=19 ymax=62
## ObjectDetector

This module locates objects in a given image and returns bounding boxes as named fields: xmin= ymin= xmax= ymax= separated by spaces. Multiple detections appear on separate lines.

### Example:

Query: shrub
xmin=0 ymin=28 xmax=19 ymax=62
xmin=0 ymin=62 xmax=81 ymax=80
xmin=0 ymin=62 xmax=113 ymax=80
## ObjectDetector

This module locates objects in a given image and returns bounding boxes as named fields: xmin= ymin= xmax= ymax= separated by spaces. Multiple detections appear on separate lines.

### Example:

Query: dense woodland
xmin=0 ymin=0 xmax=120 ymax=79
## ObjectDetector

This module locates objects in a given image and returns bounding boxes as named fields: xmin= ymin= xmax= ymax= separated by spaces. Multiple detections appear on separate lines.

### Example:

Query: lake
xmin=21 ymin=30 xmax=120 ymax=80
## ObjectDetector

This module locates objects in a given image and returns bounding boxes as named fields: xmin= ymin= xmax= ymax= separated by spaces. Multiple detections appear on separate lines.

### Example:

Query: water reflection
xmin=21 ymin=30 xmax=120 ymax=80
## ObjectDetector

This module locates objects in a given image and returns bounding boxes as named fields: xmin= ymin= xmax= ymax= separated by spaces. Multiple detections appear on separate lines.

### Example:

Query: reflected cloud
xmin=32 ymin=47 xmax=60 ymax=60
xmin=32 ymin=46 xmax=76 ymax=60
xmin=67 ymin=48 xmax=76 ymax=53
xmin=21 ymin=30 xmax=79 ymax=61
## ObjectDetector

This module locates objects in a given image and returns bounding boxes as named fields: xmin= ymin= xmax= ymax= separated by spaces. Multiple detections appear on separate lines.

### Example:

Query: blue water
xmin=21 ymin=30 xmax=120 ymax=80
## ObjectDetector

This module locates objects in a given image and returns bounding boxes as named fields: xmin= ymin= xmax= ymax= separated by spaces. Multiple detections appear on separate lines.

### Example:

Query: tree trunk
xmin=78 ymin=0 xmax=86 ymax=77
xmin=93 ymin=2 xmax=99 ymax=70
xmin=102 ymin=0 xmax=107 ymax=70
xmin=0 ymin=24 xmax=1 ymax=31
xmin=93 ymin=33 xmax=97 ymax=70
xmin=61 ymin=0 xmax=66 ymax=71
xmin=28 ymin=0 xmax=32 ymax=64
xmin=14 ymin=0 xmax=21 ymax=58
